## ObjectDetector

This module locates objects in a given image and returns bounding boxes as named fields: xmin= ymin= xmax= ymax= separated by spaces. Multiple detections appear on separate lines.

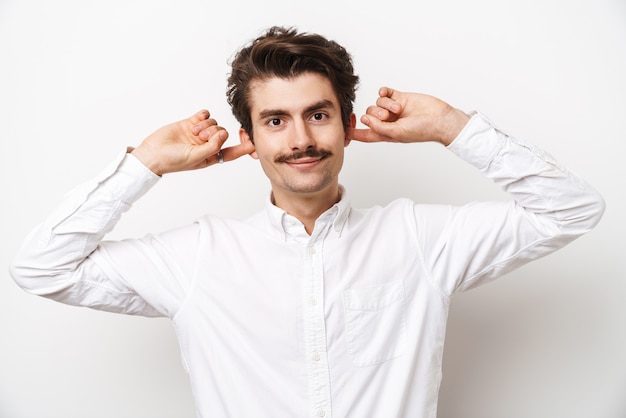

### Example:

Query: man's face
xmin=241 ymin=73 xmax=354 ymax=202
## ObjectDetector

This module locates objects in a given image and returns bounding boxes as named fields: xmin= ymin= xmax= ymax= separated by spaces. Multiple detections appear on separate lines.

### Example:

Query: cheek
xmin=255 ymin=147 xmax=278 ymax=169
xmin=254 ymin=143 xmax=273 ymax=160
xmin=254 ymin=132 xmax=289 ymax=159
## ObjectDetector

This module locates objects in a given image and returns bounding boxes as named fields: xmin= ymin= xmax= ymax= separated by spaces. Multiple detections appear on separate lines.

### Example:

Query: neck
xmin=272 ymin=185 xmax=341 ymax=235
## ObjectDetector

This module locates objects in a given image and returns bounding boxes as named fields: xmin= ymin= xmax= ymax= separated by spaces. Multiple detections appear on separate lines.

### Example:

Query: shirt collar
xmin=264 ymin=185 xmax=351 ymax=241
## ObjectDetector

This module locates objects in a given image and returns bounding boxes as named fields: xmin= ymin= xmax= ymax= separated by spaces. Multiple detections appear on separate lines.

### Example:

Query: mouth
xmin=285 ymin=157 xmax=326 ymax=170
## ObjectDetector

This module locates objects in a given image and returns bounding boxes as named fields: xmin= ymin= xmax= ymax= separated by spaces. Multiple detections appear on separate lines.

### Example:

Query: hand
xmin=131 ymin=110 xmax=255 ymax=175
xmin=347 ymin=87 xmax=471 ymax=146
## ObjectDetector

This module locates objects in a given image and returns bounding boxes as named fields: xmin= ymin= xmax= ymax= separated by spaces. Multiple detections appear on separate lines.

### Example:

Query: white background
xmin=1 ymin=0 xmax=624 ymax=417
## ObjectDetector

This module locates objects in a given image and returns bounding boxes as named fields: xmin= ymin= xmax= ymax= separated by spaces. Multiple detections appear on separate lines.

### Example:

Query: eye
xmin=311 ymin=112 xmax=327 ymax=121
xmin=267 ymin=118 xmax=282 ymax=127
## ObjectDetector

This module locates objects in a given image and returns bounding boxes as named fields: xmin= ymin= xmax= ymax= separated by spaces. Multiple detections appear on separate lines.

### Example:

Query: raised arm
xmin=9 ymin=110 xmax=253 ymax=315
xmin=349 ymin=86 xmax=605 ymax=293
xmin=131 ymin=109 xmax=254 ymax=175
xmin=347 ymin=86 xmax=471 ymax=146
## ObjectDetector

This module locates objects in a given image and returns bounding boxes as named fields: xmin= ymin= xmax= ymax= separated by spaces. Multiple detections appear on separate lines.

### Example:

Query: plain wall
xmin=1 ymin=0 xmax=624 ymax=417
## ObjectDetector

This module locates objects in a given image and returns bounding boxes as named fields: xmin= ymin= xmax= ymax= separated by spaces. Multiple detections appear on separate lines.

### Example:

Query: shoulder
xmin=348 ymin=197 xmax=417 ymax=229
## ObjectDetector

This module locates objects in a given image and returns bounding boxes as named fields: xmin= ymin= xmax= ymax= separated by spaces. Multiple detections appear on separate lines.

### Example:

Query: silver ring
xmin=217 ymin=150 xmax=224 ymax=164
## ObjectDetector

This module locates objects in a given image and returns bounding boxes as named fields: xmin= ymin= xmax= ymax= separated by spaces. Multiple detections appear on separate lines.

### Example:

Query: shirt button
xmin=311 ymin=352 xmax=320 ymax=361
xmin=309 ymin=297 xmax=317 ymax=306
xmin=308 ymin=247 xmax=316 ymax=255
xmin=316 ymin=409 xmax=326 ymax=417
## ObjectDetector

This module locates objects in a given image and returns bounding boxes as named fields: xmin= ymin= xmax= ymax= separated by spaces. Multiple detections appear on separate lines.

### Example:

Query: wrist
xmin=130 ymin=145 xmax=163 ymax=176
xmin=438 ymin=107 xmax=471 ymax=146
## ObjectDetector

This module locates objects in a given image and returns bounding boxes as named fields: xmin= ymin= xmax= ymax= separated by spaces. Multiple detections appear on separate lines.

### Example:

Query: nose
xmin=289 ymin=119 xmax=316 ymax=151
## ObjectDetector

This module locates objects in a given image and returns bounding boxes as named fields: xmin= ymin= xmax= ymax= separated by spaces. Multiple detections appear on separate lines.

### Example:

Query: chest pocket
xmin=342 ymin=280 xmax=408 ymax=367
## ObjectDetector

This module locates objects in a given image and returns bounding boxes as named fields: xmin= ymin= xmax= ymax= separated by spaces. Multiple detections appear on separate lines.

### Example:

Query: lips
xmin=284 ymin=156 xmax=325 ymax=170
xmin=287 ymin=157 xmax=324 ymax=164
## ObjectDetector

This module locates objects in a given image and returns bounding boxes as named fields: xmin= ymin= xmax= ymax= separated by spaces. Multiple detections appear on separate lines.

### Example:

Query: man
xmin=10 ymin=26 xmax=604 ymax=418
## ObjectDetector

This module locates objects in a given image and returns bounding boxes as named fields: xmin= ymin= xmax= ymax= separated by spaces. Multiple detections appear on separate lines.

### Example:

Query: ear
xmin=344 ymin=113 xmax=357 ymax=147
xmin=239 ymin=128 xmax=258 ymax=159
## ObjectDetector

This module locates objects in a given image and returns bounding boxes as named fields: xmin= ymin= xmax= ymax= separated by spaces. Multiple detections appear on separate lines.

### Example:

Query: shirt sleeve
xmin=9 ymin=150 xmax=194 ymax=317
xmin=414 ymin=112 xmax=605 ymax=295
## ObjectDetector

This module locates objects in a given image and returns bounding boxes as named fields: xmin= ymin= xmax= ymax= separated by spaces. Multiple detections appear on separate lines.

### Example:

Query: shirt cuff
xmin=107 ymin=150 xmax=161 ymax=204
xmin=446 ymin=112 xmax=504 ymax=171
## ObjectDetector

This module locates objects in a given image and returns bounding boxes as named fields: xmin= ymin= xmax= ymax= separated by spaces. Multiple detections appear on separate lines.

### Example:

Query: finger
xmin=359 ymin=114 xmax=398 ymax=141
xmin=375 ymin=96 xmax=402 ymax=115
xmin=192 ymin=118 xmax=218 ymax=136
xmin=190 ymin=129 xmax=229 ymax=165
xmin=219 ymin=141 xmax=257 ymax=163
xmin=189 ymin=109 xmax=211 ymax=126
xmin=378 ymin=86 xmax=396 ymax=99
xmin=366 ymin=105 xmax=394 ymax=122
xmin=346 ymin=127 xmax=388 ymax=143
xmin=196 ymin=121 xmax=223 ymax=140
xmin=194 ymin=138 xmax=256 ymax=170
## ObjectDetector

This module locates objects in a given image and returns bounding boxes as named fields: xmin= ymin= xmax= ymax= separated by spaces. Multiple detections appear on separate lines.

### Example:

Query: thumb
xmin=189 ymin=129 xmax=229 ymax=167
xmin=346 ymin=127 xmax=384 ymax=143
xmin=358 ymin=115 xmax=395 ymax=142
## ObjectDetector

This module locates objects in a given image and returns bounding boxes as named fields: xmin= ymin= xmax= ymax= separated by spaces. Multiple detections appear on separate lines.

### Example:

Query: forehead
xmin=248 ymin=73 xmax=339 ymax=117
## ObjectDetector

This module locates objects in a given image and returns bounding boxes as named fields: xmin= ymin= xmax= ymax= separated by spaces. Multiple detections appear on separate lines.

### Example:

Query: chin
xmin=284 ymin=178 xmax=334 ymax=195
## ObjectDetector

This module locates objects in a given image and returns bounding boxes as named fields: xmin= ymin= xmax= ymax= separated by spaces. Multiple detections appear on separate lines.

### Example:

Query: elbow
xmin=583 ymin=189 xmax=606 ymax=231
xmin=563 ymin=187 xmax=606 ymax=237
xmin=594 ymin=193 xmax=606 ymax=225
xmin=9 ymin=256 xmax=41 ymax=295
xmin=8 ymin=254 xmax=65 ymax=297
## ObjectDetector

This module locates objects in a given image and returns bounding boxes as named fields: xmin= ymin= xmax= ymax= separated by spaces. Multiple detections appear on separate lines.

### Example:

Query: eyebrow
xmin=257 ymin=99 xmax=336 ymax=121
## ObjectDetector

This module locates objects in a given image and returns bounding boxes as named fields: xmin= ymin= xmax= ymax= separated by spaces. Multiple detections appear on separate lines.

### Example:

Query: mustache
xmin=275 ymin=148 xmax=333 ymax=163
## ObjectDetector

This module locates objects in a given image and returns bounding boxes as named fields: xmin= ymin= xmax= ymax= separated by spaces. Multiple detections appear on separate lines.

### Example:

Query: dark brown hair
xmin=226 ymin=26 xmax=359 ymax=139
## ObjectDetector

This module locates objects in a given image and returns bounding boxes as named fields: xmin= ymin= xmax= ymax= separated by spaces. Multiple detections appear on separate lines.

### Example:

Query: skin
xmin=348 ymin=86 xmax=470 ymax=146
xmin=240 ymin=73 xmax=354 ymax=232
xmin=131 ymin=75 xmax=470 ymax=234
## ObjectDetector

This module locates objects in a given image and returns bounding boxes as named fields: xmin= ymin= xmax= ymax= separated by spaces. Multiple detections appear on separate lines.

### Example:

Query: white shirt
xmin=10 ymin=113 xmax=605 ymax=418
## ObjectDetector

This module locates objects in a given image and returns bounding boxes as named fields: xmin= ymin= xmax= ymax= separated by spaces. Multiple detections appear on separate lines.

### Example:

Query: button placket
xmin=303 ymin=238 xmax=332 ymax=418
